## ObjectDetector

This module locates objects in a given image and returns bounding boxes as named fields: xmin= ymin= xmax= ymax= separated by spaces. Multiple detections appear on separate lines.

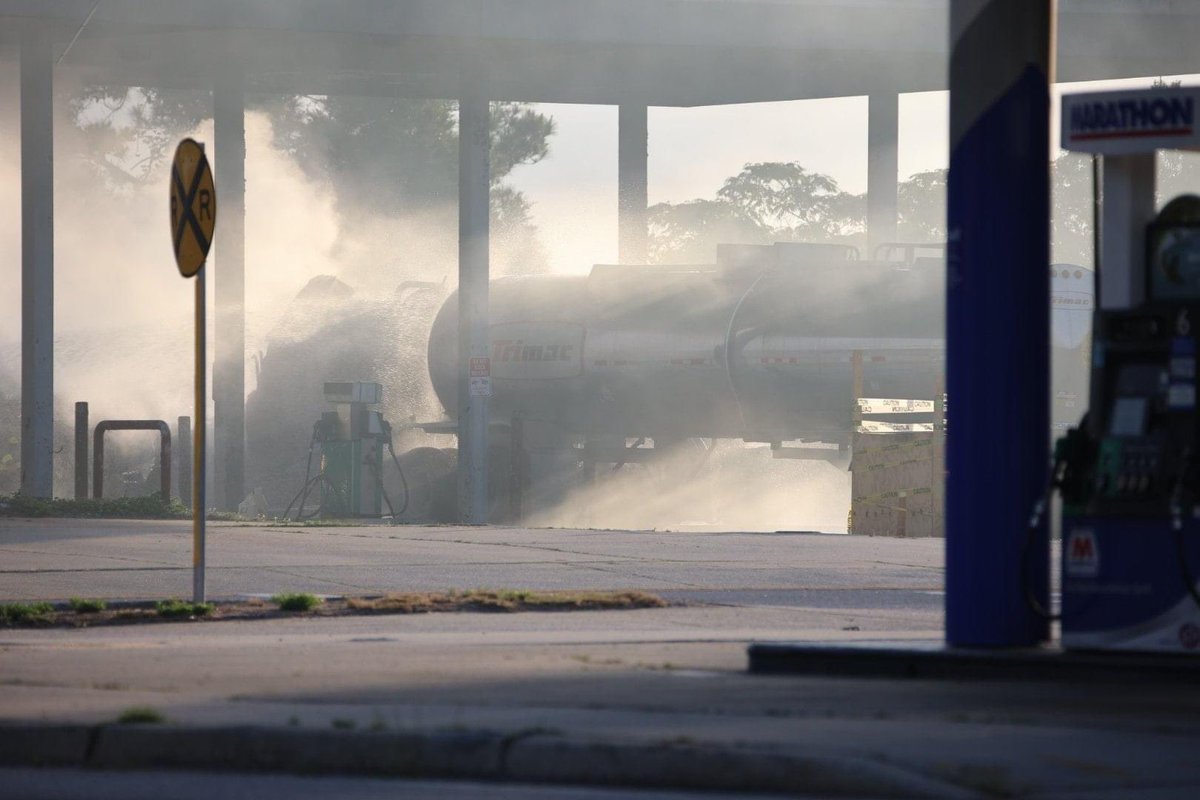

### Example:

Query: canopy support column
xmin=20 ymin=23 xmax=54 ymax=499
xmin=618 ymin=104 xmax=648 ymax=264
xmin=213 ymin=69 xmax=246 ymax=511
xmin=458 ymin=90 xmax=491 ymax=524
xmin=867 ymin=92 xmax=899 ymax=256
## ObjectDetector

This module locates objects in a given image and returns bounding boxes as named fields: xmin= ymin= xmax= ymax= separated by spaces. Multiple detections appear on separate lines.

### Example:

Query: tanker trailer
xmin=1050 ymin=262 xmax=1094 ymax=431
xmin=423 ymin=243 xmax=946 ymax=517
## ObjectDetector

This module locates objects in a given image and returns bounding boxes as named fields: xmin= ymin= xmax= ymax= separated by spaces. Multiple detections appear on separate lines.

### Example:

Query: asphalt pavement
xmin=1 ymin=517 xmax=1197 ymax=798
xmin=0 ymin=768 xmax=785 ymax=800
xmin=0 ymin=519 xmax=945 ymax=612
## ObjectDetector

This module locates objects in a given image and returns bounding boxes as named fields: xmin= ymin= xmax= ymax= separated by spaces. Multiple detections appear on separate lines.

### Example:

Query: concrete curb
xmin=748 ymin=643 xmax=1200 ymax=684
xmin=0 ymin=722 xmax=981 ymax=799
xmin=503 ymin=734 xmax=980 ymax=798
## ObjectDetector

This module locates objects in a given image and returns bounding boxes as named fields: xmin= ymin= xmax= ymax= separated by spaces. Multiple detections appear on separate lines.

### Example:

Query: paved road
xmin=8 ymin=519 xmax=1187 ymax=798
xmin=0 ymin=519 xmax=945 ymax=620
xmin=2 ymin=609 xmax=1199 ymax=799
xmin=0 ymin=768 xmax=785 ymax=800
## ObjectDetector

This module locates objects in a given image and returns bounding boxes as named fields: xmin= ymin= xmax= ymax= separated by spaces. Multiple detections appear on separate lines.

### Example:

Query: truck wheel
xmin=394 ymin=446 xmax=455 ymax=522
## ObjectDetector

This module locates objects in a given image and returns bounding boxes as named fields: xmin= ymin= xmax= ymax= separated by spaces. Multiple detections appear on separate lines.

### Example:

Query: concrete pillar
xmin=946 ymin=0 xmax=1053 ymax=647
xmin=213 ymin=70 xmax=246 ymax=510
xmin=618 ymin=104 xmax=648 ymax=264
xmin=458 ymin=91 xmax=490 ymax=524
xmin=20 ymin=25 xmax=54 ymax=498
xmin=867 ymin=93 xmax=899 ymax=256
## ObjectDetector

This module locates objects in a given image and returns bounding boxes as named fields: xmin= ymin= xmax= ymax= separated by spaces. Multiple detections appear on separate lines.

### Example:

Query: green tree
xmin=647 ymin=162 xmax=865 ymax=264
xmin=647 ymin=199 xmax=766 ymax=264
xmin=716 ymin=161 xmax=864 ymax=241
xmin=897 ymin=169 xmax=947 ymax=242
xmin=68 ymin=86 xmax=211 ymax=188
xmin=266 ymin=97 xmax=553 ymax=214
xmin=1051 ymin=154 xmax=1094 ymax=267
xmin=69 ymin=88 xmax=556 ymax=272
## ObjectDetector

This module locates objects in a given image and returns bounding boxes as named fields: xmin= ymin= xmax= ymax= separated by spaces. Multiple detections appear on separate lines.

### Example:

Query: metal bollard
xmin=74 ymin=402 xmax=88 ymax=499
xmin=177 ymin=416 xmax=192 ymax=507
xmin=509 ymin=412 xmax=525 ymax=521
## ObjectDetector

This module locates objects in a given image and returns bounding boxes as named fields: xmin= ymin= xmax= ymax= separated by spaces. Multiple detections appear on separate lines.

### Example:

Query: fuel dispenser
xmin=1054 ymin=88 xmax=1200 ymax=653
xmin=319 ymin=381 xmax=386 ymax=517
xmin=284 ymin=381 xmax=408 ymax=520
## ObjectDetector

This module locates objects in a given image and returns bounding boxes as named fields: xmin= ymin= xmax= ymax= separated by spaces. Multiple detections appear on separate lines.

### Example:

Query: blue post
xmin=946 ymin=0 xmax=1052 ymax=647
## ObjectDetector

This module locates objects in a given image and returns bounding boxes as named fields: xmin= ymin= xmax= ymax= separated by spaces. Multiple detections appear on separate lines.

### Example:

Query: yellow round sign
xmin=169 ymin=138 xmax=217 ymax=278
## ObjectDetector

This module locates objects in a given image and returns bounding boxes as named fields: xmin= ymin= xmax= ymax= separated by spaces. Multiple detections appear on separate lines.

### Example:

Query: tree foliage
xmin=68 ymin=88 xmax=556 ymax=272
xmin=647 ymin=153 xmax=1200 ymax=269
xmin=266 ymin=96 xmax=553 ymax=216
xmin=647 ymin=199 xmax=766 ymax=264
xmin=716 ymin=162 xmax=865 ymax=241
xmin=897 ymin=169 xmax=947 ymax=243
xmin=1051 ymin=154 xmax=1094 ymax=267
xmin=68 ymin=86 xmax=211 ymax=188
xmin=648 ymin=161 xmax=867 ymax=264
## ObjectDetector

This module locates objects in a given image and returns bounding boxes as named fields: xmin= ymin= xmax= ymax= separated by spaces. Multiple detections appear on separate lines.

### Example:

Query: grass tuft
xmin=0 ymin=602 xmax=55 ymax=623
xmin=0 ymin=493 xmax=188 ymax=519
xmin=116 ymin=706 xmax=166 ymax=724
xmin=155 ymin=598 xmax=214 ymax=619
xmin=68 ymin=597 xmax=107 ymax=614
xmin=271 ymin=592 xmax=323 ymax=612
xmin=348 ymin=589 xmax=667 ymax=614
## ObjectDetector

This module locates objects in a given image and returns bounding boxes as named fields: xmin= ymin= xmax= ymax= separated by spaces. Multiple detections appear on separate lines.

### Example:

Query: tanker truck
xmin=412 ymin=242 xmax=1092 ymax=522
xmin=416 ymin=242 xmax=947 ymax=519
xmin=429 ymin=242 xmax=944 ymax=443
xmin=248 ymin=241 xmax=1088 ymax=524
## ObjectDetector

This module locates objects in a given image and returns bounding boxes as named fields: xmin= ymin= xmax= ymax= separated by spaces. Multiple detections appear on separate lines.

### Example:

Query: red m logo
xmin=1070 ymin=536 xmax=1095 ymax=560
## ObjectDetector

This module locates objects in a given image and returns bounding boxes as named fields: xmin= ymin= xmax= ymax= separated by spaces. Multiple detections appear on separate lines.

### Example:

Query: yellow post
xmin=193 ymin=266 xmax=206 ymax=603
xmin=170 ymin=137 xmax=215 ymax=603
xmin=849 ymin=350 xmax=864 ymax=533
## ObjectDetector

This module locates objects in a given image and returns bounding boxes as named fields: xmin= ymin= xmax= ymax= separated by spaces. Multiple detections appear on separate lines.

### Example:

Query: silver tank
xmin=427 ymin=243 xmax=945 ymax=443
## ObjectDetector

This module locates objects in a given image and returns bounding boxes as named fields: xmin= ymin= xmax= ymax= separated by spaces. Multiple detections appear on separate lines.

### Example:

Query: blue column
xmin=946 ymin=0 xmax=1052 ymax=647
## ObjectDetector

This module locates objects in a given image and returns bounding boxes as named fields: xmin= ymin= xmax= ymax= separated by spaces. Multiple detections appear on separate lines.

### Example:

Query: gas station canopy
xmin=0 ymin=0 xmax=1198 ymax=105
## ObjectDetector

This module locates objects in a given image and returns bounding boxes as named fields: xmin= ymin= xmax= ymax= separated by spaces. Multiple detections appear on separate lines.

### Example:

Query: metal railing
xmin=93 ymin=420 xmax=172 ymax=500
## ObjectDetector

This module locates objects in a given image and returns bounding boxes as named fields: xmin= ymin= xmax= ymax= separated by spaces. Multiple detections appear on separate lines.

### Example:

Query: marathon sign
xmin=1062 ymin=88 xmax=1200 ymax=155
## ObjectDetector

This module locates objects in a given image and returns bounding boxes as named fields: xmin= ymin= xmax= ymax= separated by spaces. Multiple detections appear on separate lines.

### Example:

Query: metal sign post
xmin=169 ymin=138 xmax=217 ymax=603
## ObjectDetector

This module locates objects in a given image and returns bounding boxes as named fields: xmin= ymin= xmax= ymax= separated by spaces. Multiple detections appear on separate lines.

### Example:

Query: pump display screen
xmin=1107 ymin=363 xmax=1165 ymax=437
xmin=1148 ymin=222 xmax=1200 ymax=302
xmin=1110 ymin=396 xmax=1147 ymax=437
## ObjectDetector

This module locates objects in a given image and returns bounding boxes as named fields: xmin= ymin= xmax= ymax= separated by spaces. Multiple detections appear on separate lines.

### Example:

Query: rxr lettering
xmin=493 ymin=339 xmax=575 ymax=362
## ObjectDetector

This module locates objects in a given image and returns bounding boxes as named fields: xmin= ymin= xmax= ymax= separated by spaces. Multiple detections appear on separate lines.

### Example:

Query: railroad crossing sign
xmin=169 ymin=138 xmax=217 ymax=277
xmin=168 ymin=137 xmax=214 ymax=604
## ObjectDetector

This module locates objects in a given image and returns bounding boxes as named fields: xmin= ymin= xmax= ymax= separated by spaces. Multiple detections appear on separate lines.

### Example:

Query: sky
xmin=506 ymin=92 xmax=950 ymax=272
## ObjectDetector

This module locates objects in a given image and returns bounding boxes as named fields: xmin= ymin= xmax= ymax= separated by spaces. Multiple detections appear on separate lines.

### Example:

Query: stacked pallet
xmin=849 ymin=431 xmax=943 ymax=537
xmin=846 ymin=350 xmax=944 ymax=537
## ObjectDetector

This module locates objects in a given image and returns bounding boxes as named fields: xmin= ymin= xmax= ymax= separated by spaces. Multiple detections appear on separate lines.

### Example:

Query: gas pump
xmin=284 ymin=381 xmax=409 ymax=520
xmin=1055 ymin=88 xmax=1200 ymax=653
xmin=319 ymin=381 xmax=386 ymax=517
